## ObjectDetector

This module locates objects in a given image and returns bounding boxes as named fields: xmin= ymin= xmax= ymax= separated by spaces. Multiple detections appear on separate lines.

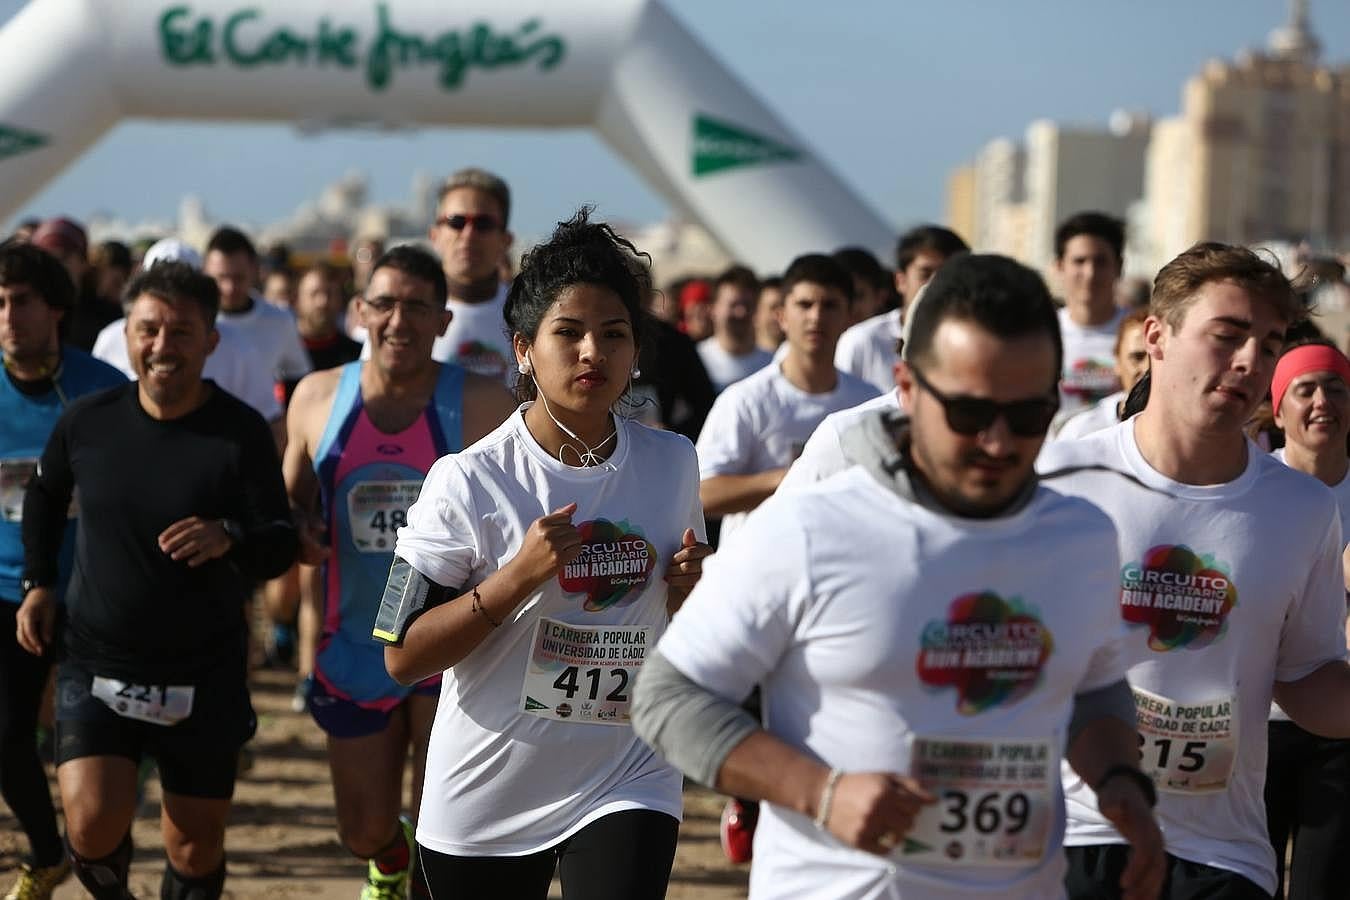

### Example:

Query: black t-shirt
xmin=65 ymin=289 xmax=121 ymax=353
xmin=23 ymin=382 xmax=297 ymax=681
xmin=636 ymin=318 xmax=716 ymax=440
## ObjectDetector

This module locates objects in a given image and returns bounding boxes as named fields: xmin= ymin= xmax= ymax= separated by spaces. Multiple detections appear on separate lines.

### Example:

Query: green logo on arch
xmin=0 ymin=124 xmax=49 ymax=161
xmin=691 ymin=114 xmax=801 ymax=177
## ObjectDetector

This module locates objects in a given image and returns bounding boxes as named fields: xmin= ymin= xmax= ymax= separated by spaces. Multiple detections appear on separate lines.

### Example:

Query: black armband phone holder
xmin=371 ymin=557 xmax=450 ymax=646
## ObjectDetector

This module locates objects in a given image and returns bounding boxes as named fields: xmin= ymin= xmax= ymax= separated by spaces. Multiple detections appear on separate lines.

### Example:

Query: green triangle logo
xmin=0 ymin=123 xmax=48 ymax=161
xmin=691 ymin=114 xmax=801 ymax=177
xmin=902 ymin=837 xmax=932 ymax=855
xmin=524 ymin=696 xmax=547 ymax=711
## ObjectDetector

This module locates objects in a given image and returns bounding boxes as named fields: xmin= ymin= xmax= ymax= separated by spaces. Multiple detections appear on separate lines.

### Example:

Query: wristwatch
xmin=19 ymin=575 xmax=50 ymax=595
xmin=219 ymin=518 xmax=245 ymax=546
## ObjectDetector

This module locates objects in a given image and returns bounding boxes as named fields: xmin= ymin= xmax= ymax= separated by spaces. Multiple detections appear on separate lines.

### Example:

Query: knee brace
xmin=160 ymin=859 xmax=225 ymax=900
xmin=66 ymin=830 xmax=133 ymax=899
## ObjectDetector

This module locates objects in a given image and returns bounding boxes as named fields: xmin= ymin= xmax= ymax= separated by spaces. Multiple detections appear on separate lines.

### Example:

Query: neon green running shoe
xmin=359 ymin=817 xmax=416 ymax=900
xmin=3 ymin=859 xmax=71 ymax=900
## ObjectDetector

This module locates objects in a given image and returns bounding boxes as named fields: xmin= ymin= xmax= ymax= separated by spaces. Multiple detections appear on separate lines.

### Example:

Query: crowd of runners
xmin=2 ymin=166 xmax=1350 ymax=900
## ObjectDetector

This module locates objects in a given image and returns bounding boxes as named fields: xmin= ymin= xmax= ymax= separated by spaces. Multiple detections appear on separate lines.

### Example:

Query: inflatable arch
xmin=0 ymin=0 xmax=893 ymax=270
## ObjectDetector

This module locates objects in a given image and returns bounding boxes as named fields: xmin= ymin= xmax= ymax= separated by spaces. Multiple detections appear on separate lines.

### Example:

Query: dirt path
xmin=1 ymin=669 xmax=749 ymax=898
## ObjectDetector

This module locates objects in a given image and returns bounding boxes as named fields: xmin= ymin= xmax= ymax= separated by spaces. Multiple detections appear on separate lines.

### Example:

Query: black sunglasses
xmin=436 ymin=213 xmax=502 ymax=232
xmin=910 ymin=367 xmax=1059 ymax=437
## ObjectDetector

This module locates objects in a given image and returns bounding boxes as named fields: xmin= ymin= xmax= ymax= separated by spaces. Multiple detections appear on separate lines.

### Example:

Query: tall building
xmin=948 ymin=117 xmax=1148 ymax=274
xmin=1133 ymin=0 xmax=1349 ymax=274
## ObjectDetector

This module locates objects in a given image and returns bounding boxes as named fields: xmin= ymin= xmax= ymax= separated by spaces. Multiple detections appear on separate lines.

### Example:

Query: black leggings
xmin=0 ymin=601 xmax=63 ymax=867
xmin=1265 ymin=719 xmax=1350 ymax=899
xmin=418 ymin=809 xmax=679 ymax=900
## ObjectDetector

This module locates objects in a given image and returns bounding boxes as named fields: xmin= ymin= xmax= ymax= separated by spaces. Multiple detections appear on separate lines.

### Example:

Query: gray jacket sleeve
xmin=1069 ymin=678 xmax=1137 ymax=742
xmin=631 ymin=648 xmax=760 ymax=788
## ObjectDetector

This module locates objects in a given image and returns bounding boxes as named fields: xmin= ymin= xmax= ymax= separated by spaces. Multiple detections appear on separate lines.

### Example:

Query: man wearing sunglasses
xmin=423 ymin=167 xmax=516 ymax=386
xmin=1039 ymin=243 xmax=1350 ymax=900
xmin=635 ymin=253 xmax=1164 ymax=899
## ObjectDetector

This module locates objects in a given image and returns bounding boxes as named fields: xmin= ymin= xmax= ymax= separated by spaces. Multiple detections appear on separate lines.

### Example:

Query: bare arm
xmin=1275 ymin=660 xmax=1350 ymax=738
xmin=461 ymin=372 xmax=518 ymax=445
xmin=699 ymin=470 xmax=788 ymax=517
xmin=384 ymin=503 xmax=582 ymax=684
xmin=282 ymin=371 xmax=337 ymax=565
xmin=1065 ymin=713 xmax=1164 ymax=900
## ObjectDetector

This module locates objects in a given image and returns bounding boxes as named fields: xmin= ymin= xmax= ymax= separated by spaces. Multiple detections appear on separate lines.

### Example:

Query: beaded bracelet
xmin=813 ymin=768 xmax=844 ymax=830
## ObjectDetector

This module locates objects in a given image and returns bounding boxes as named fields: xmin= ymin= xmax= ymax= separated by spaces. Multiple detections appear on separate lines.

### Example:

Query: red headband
xmin=1272 ymin=344 xmax=1350 ymax=410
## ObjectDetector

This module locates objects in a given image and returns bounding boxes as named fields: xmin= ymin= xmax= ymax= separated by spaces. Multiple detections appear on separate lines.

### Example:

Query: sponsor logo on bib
xmin=916 ymin=593 xmax=1054 ymax=715
xmin=1120 ymin=545 xmax=1236 ymax=651
xmin=558 ymin=519 xmax=658 ymax=612
xmin=454 ymin=340 xmax=509 ymax=378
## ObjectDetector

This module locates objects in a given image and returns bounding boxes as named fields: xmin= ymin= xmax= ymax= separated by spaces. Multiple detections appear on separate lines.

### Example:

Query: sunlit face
xmin=1115 ymin=321 xmax=1149 ymax=394
xmin=203 ymin=249 xmax=257 ymax=312
xmin=360 ymin=267 xmax=451 ymax=377
xmin=711 ymin=283 xmax=756 ymax=344
xmin=263 ymin=271 xmax=296 ymax=307
xmin=0 ymin=282 xmax=62 ymax=365
xmin=900 ymin=319 xmax=1058 ymax=516
xmin=126 ymin=293 xmax=218 ymax=408
xmin=1056 ymin=235 xmax=1120 ymax=315
xmin=755 ymin=285 xmax=785 ymax=347
xmin=295 ymin=270 xmax=344 ymax=337
xmin=1147 ymin=280 xmax=1288 ymax=434
xmin=850 ymin=276 xmax=888 ymax=323
xmin=777 ymin=280 xmax=850 ymax=360
xmin=514 ymin=284 xmax=636 ymax=417
xmin=896 ymin=250 xmax=947 ymax=302
xmin=1276 ymin=370 xmax=1350 ymax=458
xmin=428 ymin=187 xmax=513 ymax=284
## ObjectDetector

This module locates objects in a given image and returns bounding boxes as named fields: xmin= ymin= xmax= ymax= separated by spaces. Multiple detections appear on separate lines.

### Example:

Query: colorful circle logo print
xmin=455 ymin=340 xmax=509 ymax=378
xmin=1063 ymin=359 xmax=1120 ymax=403
xmin=916 ymin=592 xmax=1054 ymax=715
xmin=1120 ymin=545 xmax=1237 ymax=651
xmin=557 ymin=519 xmax=658 ymax=612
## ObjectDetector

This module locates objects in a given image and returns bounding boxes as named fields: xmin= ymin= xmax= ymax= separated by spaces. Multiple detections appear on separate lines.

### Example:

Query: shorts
xmin=308 ymin=674 xmax=440 ymax=739
xmin=1065 ymin=844 xmax=1271 ymax=899
xmin=54 ymin=660 xmax=256 ymax=800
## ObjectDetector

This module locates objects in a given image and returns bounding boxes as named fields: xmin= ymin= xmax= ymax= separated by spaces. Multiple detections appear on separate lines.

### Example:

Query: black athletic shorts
xmin=54 ymin=659 xmax=256 ymax=800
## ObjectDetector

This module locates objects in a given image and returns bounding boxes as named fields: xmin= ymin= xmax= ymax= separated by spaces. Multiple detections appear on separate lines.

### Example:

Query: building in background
xmin=1131 ymin=0 xmax=1348 ymax=275
xmin=949 ymin=0 xmax=1348 ymax=286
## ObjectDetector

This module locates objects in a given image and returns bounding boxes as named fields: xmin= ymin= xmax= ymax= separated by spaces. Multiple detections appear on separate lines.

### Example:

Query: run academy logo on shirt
xmin=916 ymin=593 xmax=1054 ymax=715
xmin=558 ymin=519 xmax=658 ymax=612
xmin=1062 ymin=359 xmax=1119 ymax=403
xmin=454 ymin=339 xmax=509 ymax=378
xmin=1120 ymin=545 xmax=1237 ymax=652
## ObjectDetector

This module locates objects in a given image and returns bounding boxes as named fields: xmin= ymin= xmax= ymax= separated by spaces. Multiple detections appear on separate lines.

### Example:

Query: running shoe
xmin=3 ymin=859 xmax=71 ymax=900
xmin=360 ymin=816 xmax=416 ymax=900
xmin=719 ymin=797 xmax=758 ymax=864
xmin=291 ymin=674 xmax=313 ymax=714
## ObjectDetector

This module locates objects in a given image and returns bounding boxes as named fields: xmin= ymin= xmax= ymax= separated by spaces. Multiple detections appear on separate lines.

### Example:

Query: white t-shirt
xmin=835 ymin=308 xmax=901 ymax=394
xmin=218 ymin=296 xmax=311 ymax=382
xmin=90 ymin=317 xmax=283 ymax=422
xmin=696 ymin=364 xmax=879 ymax=538
xmin=1269 ymin=447 xmax=1350 ymax=721
xmin=696 ymin=338 xmax=772 ymax=393
xmin=396 ymin=409 xmax=703 ymax=856
xmin=778 ymin=389 xmax=902 ymax=492
xmin=1052 ymin=391 xmax=1125 ymax=442
xmin=1057 ymin=308 xmax=1123 ymax=416
xmin=657 ymin=467 xmax=1129 ymax=899
xmin=1036 ymin=419 xmax=1345 ymax=894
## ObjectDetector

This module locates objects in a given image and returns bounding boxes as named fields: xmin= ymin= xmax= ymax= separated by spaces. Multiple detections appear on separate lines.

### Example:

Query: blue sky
xmin=2 ymin=0 xmax=1347 ymax=240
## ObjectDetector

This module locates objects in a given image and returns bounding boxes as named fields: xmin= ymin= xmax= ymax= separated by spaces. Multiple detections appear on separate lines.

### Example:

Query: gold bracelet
xmin=471 ymin=585 xmax=501 ymax=628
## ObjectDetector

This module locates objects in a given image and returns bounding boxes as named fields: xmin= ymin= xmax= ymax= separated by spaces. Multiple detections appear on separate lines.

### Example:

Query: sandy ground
xmin=0 ymin=668 xmax=749 ymax=899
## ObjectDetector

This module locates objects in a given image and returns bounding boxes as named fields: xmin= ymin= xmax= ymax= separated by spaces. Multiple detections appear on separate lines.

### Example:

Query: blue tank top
xmin=313 ymin=362 xmax=464 ymax=706
xmin=0 ymin=347 xmax=126 ymax=603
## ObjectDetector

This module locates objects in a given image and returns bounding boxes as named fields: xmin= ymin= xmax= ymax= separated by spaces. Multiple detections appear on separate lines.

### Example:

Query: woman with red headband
xmin=1264 ymin=336 xmax=1350 ymax=900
